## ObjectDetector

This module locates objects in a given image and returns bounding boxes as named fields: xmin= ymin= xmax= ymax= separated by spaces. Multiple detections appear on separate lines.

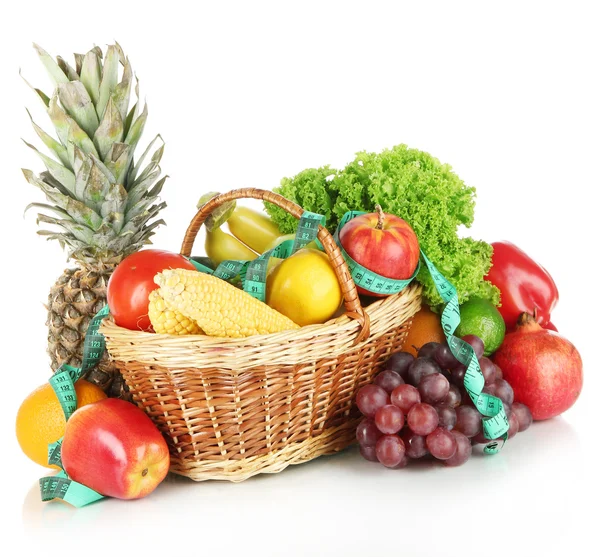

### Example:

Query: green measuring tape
xmin=39 ymin=305 xmax=109 ymax=507
xmin=421 ymin=253 xmax=509 ymax=452
xmin=330 ymin=210 xmax=509 ymax=452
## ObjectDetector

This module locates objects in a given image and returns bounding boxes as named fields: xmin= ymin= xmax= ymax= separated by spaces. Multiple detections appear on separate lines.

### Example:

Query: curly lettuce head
xmin=265 ymin=144 xmax=499 ymax=309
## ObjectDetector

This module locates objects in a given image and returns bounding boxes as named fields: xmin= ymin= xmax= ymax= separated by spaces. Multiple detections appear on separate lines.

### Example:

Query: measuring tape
xmin=421 ymin=252 xmax=509 ymax=452
xmin=40 ymin=469 xmax=104 ymax=507
xmin=39 ymin=305 xmax=109 ymax=507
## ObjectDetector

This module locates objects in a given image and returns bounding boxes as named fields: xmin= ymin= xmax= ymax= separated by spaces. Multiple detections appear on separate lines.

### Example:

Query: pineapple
xmin=22 ymin=43 xmax=167 ymax=397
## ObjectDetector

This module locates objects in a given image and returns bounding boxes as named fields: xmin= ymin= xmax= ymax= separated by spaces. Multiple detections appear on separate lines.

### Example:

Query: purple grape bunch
xmin=355 ymin=335 xmax=533 ymax=468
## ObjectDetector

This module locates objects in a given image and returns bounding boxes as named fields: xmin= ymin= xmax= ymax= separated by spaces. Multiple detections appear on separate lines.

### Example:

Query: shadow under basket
xmin=100 ymin=188 xmax=422 ymax=482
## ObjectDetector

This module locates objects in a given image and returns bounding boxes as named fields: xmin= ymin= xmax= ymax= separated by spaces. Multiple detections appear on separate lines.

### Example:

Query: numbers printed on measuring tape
xmin=40 ymin=471 xmax=104 ymax=507
xmin=48 ymin=438 xmax=63 ymax=468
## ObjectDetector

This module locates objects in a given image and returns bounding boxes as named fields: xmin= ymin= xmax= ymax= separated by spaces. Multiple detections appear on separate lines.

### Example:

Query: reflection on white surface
xmin=19 ymin=417 xmax=590 ymax=555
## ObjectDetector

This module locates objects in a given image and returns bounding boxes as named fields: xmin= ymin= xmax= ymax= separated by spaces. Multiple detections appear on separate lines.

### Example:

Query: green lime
xmin=455 ymin=297 xmax=506 ymax=356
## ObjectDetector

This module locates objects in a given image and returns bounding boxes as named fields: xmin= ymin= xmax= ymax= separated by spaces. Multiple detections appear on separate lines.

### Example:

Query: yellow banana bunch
xmin=197 ymin=193 xmax=322 ymax=269
xmin=205 ymin=227 xmax=258 ymax=266
xmin=199 ymin=201 xmax=288 ymax=266
xmin=227 ymin=207 xmax=282 ymax=253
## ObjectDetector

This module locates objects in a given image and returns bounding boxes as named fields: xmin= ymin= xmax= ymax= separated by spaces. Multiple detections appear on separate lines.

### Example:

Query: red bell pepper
xmin=484 ymin=241 xmax=559 ymax=330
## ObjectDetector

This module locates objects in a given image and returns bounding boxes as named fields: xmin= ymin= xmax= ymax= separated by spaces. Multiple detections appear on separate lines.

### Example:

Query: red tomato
xmin=107 ymin=249 xmax=196 ymax=331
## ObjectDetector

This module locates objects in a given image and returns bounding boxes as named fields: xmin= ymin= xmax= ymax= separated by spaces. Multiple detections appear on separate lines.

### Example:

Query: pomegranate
xmin=493 ymin=312 xmax=583 ymax=420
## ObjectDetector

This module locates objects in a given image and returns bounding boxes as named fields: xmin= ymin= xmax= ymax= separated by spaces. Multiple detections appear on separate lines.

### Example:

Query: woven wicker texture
xmin=101 ymin=189 xmax=422 ymax=481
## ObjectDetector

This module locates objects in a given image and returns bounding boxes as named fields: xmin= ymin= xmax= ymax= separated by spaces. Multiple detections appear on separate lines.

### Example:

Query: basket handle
xmin=180 ymin=188 xmax=370 ymax=343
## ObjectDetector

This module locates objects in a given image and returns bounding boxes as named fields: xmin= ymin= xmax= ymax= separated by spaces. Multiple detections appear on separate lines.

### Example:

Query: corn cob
xmin=155 ymin=269 xmax=300 ymax=338
xmin=148 ymin=289 xmax=203 ymax=335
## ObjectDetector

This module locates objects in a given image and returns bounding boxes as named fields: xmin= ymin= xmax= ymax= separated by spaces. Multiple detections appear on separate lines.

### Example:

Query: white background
xmin=1 ymin=1 xmax=598 ymax=555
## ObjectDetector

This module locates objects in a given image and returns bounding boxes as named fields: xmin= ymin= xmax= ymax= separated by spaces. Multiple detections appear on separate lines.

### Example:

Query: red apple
xmin=61 ymin=398 xmax=170 ymax=500
xmin=338 ymin=205 xmax=420 ymax=296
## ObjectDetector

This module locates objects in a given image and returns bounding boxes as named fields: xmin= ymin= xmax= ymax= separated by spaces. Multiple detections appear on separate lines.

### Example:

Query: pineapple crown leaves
xmin=22 ymin=43 xmax=167 ymax=265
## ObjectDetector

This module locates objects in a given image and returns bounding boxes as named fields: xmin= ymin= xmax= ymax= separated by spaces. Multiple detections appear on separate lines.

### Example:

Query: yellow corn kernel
xmin=148 ymin=289 xmax=203 ymax=335
xmin=154 ymin=269 xmax=300 ymax=338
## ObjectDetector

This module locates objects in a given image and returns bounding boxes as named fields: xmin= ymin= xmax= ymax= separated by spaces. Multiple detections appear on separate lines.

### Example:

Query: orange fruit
xmin=401 ymin=306 xmax=446 ymax=357
xmin=16 ymin=379 xmax=107 ymax=469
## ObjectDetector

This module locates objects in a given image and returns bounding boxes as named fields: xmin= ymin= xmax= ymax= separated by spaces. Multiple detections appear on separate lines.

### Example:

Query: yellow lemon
xmin=266 ymin=248 xmax=343 ymax=326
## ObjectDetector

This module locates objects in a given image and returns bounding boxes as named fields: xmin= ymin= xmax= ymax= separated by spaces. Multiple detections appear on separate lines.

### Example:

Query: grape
xmin=494 ymin=364 xmax=503 ymax=381
xmin=451 ymin=365 xmax=466 ymax=386
xmin=479 ymin=357 xmax=496 ymax=385
xmin=512 ymin=402 xmax=533 ymax=432
xmin=356 ymin=384 xmax=389 ymax=418
xmin=393 ymin=454 xmax=411 ymax=469
xmin=462 ymin=334 xmax=484 ymax=359
xmin=386 ymin=351 xmax=415 ymax=380
xmin=407 ymin=403 xmax=439 ymax=436
xmin=407 ymin=357 xmax=441 ymax=386
xmin=484 ymin=379 xmax=514 ymax=407
xmin=443 ymin=384 xmax=462 ymax=408
xmin=375 ymin=435 xmax=406 ymax=468
xmin=493 ymin=379 xmax=515 ymax=406
xmin=354 ymin=346 xmax=524 ymax=470
xmin=401 ymin=430 xmax=429 ymax=458
xmin=418 ymin=342 xmax=441 ymax=359
xmin=359 ymin=444 xmax=379 ymax=462
xmin=434 ymin=343 xmax=460 ymax=369
xmin=440 ymin=368 xmax=453 ymax=383
xmin=459 ymin=386 xmax=475 ymax=407
xmin=356 ymin=418 xmax=382 ymax=446
xmin=508 ymin=410 xmax=519 ymax=439
xmin=435 ymin=405 xmax=457 ymax=430
xmin=444 ymin=431 xmax=472 ymax=467
xmin=482 ymin=384 xmax=496 ymax=398
xmin=418 ymin=372 xmax=450 ymax=404
xmin=391 ymin=384 xmax=421 ymax=413
xmin=374 ymin=369 xmax=405 ymax=393
xmin=375 ymin=405 xmax=405 ymax=434
xmin=426 ymin=427 xmax=457 ymax=460
xmin=471 ymin=431 xmax=487 ymax=444
xmin=454 ymin=406 xmax=482 ymax=438
xmin=472 ymin=431 xmax=501 ymax=446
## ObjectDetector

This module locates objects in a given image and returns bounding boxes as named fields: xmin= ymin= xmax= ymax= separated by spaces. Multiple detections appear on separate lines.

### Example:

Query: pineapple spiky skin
xmin=23 ymin=43 xmax=167 ymax=397
xmin=46 ymin=265 xmax=129 ymax=399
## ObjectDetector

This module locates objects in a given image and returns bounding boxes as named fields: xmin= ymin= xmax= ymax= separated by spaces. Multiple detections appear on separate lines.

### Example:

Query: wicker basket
xmin=100 ymin=188 xmax=422 ymax=481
